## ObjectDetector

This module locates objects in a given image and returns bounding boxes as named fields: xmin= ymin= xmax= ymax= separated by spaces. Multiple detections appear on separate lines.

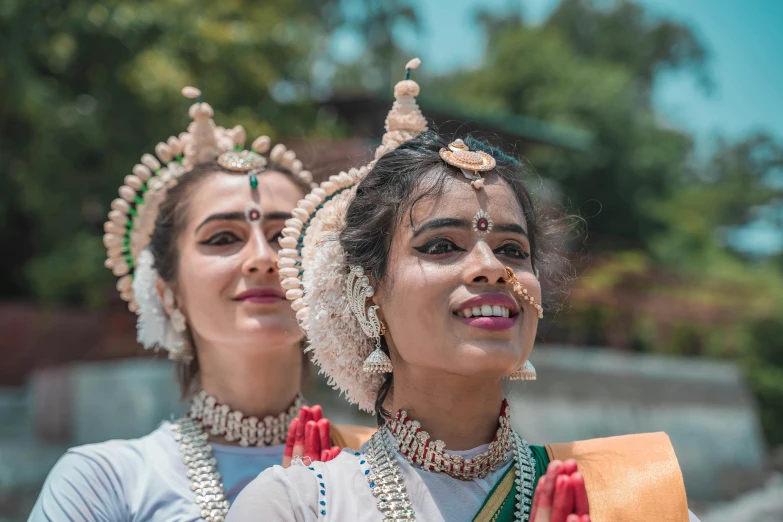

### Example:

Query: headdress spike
xmin=375 ymin=57 xmax=428 ymax=159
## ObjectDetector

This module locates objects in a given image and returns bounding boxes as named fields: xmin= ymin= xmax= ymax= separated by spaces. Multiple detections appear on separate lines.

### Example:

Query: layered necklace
xmin=170 ymin=391 xmax=302 ymax=522
xmin=364 ymin=400 xmax=536 ymax=521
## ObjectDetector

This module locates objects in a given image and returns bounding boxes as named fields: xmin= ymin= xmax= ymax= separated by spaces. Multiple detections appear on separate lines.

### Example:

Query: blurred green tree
xmin=0 ymin=0 xmax=414 ymax=305
xmin=434 ymin=0 xmax=783 ymax=444
xmin=437 ymin=0 xmax=705 ymax=248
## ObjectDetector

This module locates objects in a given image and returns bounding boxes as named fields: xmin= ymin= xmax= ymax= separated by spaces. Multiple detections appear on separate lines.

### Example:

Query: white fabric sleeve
xmin=689 ymin=509 xmax=702 ymax=522
xmin=27 ymin=452 xmax=128 ymax=522
xmin=227 ymin=464 xmax=319 ymax=522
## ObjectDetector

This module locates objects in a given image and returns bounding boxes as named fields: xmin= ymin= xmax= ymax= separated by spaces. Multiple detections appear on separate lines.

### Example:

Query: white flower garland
xmin=132 ymin=249 xmax=190 ymax=361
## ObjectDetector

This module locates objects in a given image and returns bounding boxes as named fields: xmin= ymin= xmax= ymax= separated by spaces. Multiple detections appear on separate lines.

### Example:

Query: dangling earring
xmin=509 ymin=360 xmax=536 ymax=381
xmin=163 ymin=288 xmax=194 ymax=362
xmin=363 ymin=320 xmax=393 ymax=374
xmin=347 ymin=266 xmax=393 ymax=374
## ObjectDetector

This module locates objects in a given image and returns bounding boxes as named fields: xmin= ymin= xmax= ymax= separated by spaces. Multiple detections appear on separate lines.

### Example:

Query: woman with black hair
xmin=228 ymin=61 xmax=699 ymax=522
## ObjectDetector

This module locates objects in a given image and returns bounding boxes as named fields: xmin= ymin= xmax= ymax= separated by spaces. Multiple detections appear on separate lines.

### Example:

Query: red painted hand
xmin=282 ymin=405 xmax=341 ymax=467
xmin=531 ymin=459 xmax=590 ymax=522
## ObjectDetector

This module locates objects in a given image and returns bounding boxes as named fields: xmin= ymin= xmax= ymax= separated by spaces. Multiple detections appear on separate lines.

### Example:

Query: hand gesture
xmin=531 ymin=459 xmax=590 ymax=522
xmin=282 ymin=405 xmax=342 ymax=468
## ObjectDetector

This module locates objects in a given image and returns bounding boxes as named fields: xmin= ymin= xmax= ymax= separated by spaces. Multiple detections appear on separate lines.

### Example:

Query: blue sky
xmin=329 ymin=0 xmax=783 ymax=254
xmin=379 ymin=0 xmax=783 ymax=255
xmin=390 ymin=0 xmax=783 ymax=152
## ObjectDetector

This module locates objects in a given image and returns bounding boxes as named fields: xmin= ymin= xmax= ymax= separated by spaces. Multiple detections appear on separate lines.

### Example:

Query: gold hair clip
xmin=217 ymin=149 xmax=268 ymax=173
xmin=439 ymin=139 xmax=496 ymax=190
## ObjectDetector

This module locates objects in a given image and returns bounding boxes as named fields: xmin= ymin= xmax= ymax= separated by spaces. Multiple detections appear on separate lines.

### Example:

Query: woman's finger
xmin=530 ymin=476 xmax=546 ymax=520
xmin=562 ymin=459 xmax=578 ymax=476
xmin=304 ymin=420 xmax=320 ymax=461
xmin=532 ymin=472 xmax=557 ymax=522
xmin=317 ymin=418 xmax=331 ymax=452
xmin=310 ymin=405 xmax=323 ymax=422
xmin=546 ymin=460 xmax=564 ymax=479
xmin=321 ymin=449 xmax=330 ymax=462
xmin=299 ymin=406 xmax=313 ymax=425
xmin=566 ymin=516 xmax=580 ymax=522
xmin=329 ymin=446 xmax=341 ymax=460
xmin=292 ymin=415 xmax=306 ymax=460
xmin=282 ymin=418 xmax=298 ymax=468
xmin=572 ymin=472 xmax=589 ymax=514
xmin=579 ymin=516 xmax=591 ymax=522
xmin=551 ymin=474 xmax=575 ymax=522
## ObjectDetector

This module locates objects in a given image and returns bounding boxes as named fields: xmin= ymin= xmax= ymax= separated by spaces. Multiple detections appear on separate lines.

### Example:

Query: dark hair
xmin=147 ymin=160 xmax=310 ymax=398
xmin=339 ymin=130 xmax=575 ymax=424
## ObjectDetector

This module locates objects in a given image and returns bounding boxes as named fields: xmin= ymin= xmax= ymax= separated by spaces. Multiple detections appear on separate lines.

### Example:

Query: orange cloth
xmin=330 ymin=424 xmax=376 ymax=451
xmin=546 ymin=432 xmax=689 ymax=522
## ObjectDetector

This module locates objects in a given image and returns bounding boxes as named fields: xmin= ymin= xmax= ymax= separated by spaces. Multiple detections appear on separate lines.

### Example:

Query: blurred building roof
xmin=511 ymin=345 xmax=768 ymax=502
xmin=320 ymin=93 xmax=593 ymax=154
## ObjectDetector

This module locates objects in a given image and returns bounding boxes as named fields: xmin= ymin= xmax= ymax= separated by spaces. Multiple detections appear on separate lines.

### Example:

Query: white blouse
xmin=227 ymin=435 xmax=703 ymax=522
xmin=29 ymin=422 xmax=286 ymax=522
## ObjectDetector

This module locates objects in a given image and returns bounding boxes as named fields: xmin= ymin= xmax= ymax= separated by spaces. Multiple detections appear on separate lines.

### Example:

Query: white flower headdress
xmin=276 ymin=59 xmax=428 ymax=412
xmin=104 ymin=86 xmax=315 ymax=360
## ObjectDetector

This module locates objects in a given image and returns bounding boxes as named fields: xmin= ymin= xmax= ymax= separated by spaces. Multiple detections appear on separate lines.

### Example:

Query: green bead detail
xmin=176 ymin=154 xmax=184 ymax=164
xmin=128 ymin=207 xmax=138 ymax=216
xmin=298 ymin=235 xmax=304 ymax=241
xmin=133 ymin=196 xmax=144 ymax=205
xmin=125 ymin=220 xmax=134 ymax=230
xmin=297 ymin=243 xmax=304 ymax=249
xmin=298 ymin=270 xmax=304 ymax=276
xmin=234 ymin=145 xmax=243 ymax=151
xmin=124 ymin=254 xmax=133 ymax=264
xmin=250 ymin=173 xmax=258 ymax=189
xmin=139 ymin=183 xmax=148 ymax=193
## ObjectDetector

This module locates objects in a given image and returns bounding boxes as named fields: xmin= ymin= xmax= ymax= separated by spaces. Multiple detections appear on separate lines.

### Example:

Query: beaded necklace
xmin=364 ymin=401 xmax=536 ymax=521
xmin=170 ymin=391 xmax=302 ymax=521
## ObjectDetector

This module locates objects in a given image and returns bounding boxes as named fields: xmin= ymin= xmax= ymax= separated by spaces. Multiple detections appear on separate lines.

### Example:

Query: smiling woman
xmin=227 ymin=61 xmax=701 ymax=522
xmin=28 ymin=88 xmax=373 ymax=522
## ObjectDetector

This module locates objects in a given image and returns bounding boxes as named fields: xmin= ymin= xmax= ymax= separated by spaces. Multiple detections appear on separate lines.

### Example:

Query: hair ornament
xmin=439 ymin=138 xmax=496 ymax=190
xmin=276 ymin=59 xmax=427 ymax=412
xmin=104 ymin=86 xmax=314 ymax=358
xmin=217 ymin=149 xmax=268 ymax=173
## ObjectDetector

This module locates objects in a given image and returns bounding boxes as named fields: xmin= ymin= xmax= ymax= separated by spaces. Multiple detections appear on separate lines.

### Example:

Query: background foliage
xmin=1 ymin=0 xmax=782 ymax=445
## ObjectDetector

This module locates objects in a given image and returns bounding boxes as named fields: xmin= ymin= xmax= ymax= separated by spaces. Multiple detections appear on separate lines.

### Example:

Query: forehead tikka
xmin=472 ymin=208 xmax=493 ymax=236
xmin=439 ymin=139 xmax=496 ymax=190
xmin=244 ymin=165 xmax=265 ymax=225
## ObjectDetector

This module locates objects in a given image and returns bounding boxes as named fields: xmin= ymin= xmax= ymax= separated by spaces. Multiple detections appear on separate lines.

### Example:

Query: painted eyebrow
xmin=195 ymin=211 xmax=292 ymax=234
xmin=410 ymin=217 xmax=528 ymax=239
